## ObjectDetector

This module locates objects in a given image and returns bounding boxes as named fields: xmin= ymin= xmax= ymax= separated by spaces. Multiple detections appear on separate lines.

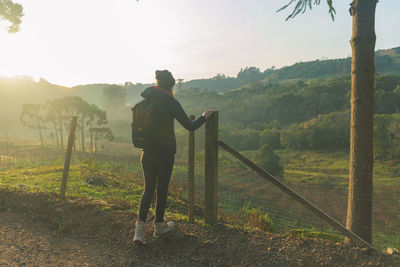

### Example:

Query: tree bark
xmin=36 ymin=116 xmax=44 ymax=149
xmin=80 ymin=115 xmax=85 ymax=152
xmin=346 ymin=0 xmax=378 ymax=245
xmin=53 ymin=121 xmax=59 ymax=147
xmin=60 ymin=120 xmax=64 ymax=150
xmin=90 ymin=123 xmax=93 ymax=153
xmin=94 ymin=131 xmax=98 ymax=153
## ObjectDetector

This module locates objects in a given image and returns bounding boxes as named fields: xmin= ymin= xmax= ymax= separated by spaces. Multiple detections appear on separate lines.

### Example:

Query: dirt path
xmin=0 ymin=210 xmax=132 ymax=266
xmin=1 ymin=189 xmax=400 ymax=266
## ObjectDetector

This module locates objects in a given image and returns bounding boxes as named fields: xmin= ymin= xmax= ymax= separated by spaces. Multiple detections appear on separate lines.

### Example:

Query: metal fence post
xmin=205 ymin=111 xmax=218 ymax=224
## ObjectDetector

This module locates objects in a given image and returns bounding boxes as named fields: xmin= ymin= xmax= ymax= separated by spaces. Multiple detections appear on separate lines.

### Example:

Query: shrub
xmin=258 ymin=129 xmax=281 ymax=149
xmin=374 ymin=114 xmax=400 ymax=160
xmin=246 ymin=208 xmax=275 ymax=232
xmin=239 ymin=131 xmax=259 ymax=150
xmin=254 ymin=144 xmax=284 ymax=178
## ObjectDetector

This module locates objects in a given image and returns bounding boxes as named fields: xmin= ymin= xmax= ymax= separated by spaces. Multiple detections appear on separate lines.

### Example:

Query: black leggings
xmin=138 ymin=150 xmax=175 ymax=223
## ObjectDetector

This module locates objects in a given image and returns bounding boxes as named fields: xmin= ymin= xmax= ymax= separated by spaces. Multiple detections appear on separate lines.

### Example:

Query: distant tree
xmin=236 ymin=67 xmax=265 ymax=84
xmin=124 ymin=81 xmax=133 ymax=87
xmin=77 ymin=100 xmax=93 ymax=152
xmin=254 ymin=144 xmax=284 ymax=178
xmin=47 ymin=97 xmax=109 ymax=152
xmin=280 ymin=0 xmax=378 ymax=245
xmin=373 ymin=115 xmax=391 ymax=160
xmin=280 ymin=124 xmax=310 ymax=150
xmin=240 ymin=131 xmax=259 ymax=150
xmin=374 ymin=114 xmax=400 ymax=160
xmin=57 ymin=96 xmax=86 ymax=151
xmin=44 ymin=101 xmax=61 ymax=148
xmin=304 ymin=111 xmax=350 ymax=149
xmin=90 ymin=127 xmax=114 ymax=152
xmin=0 ymin=0 xmax=23 ymax=33
xmin=87 ymin=105 xmax=108 ymax=152
xmin=20 ymin=103 xmax=45 ymax=148
xmin=47 ymin=98 xmax=70 ymax=150
xmin=258 ymin=129 xmax=281 ymax=149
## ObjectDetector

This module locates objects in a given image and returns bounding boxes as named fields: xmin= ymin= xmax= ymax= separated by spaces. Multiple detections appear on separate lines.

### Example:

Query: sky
xmin=0 ymin=0 xmax=399 ymax=87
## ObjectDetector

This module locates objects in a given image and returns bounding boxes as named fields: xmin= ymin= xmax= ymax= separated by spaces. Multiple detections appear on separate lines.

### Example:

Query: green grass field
xmin=1 ymin=138 xmax=399 ymax=250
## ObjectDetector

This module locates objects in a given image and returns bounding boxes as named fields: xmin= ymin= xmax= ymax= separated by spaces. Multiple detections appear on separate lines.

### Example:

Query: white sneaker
xmin=133 ymin=220 xmax=145 ymax=244
xmin=153 ymin=220 xmax=175 ymax=238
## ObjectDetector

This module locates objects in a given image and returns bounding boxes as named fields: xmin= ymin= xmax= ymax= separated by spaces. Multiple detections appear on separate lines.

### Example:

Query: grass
xmin=286 ymin=229 xmax=343 ymax=243
xmin=1 ymin=138 xmax=400 ymax=250
xmin=217 ymin=148 xmax=400 ymax=251
xmin=274 ymin=149 xmax=400 ymax=187
xmin=0 ymin=159 xmax=188 ymax=219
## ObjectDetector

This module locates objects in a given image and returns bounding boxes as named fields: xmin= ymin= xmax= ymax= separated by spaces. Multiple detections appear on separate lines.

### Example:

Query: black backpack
xmin=131 ymin=99 xmax=163 ymax=149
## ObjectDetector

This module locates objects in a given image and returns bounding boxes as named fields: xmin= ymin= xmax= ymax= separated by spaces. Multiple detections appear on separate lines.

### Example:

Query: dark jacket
xmin=140 ymin=86 xmax=206 ymax=153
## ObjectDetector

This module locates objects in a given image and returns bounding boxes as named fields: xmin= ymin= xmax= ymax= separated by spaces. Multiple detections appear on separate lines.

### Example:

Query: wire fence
xmin=1 ymin=138 xmax=399 ymax=251
xmin=176 ymin=145 xmax=400 ymax=251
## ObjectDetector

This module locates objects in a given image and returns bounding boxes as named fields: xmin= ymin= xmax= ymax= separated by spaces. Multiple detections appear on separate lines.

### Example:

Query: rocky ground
xmin=0 ymin=189 xmax=399 ymax=266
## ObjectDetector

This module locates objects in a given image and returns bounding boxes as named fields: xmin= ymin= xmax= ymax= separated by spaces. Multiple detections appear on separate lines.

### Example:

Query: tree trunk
xmin=90 ymin=122 xmax=93 ymax=153
xmin=53 ymin=121 xmax=59 ymax=147
xmin=37 ymin=116 xmax=44 ymax=149
xmin=94 ymin=131 xmax=98 ymax=154
xmin=346 ymin=0 xmax=378 ymax=245
xmin=60 ymin=120 xmax=64 ymax=150
xmin=72 ymin=113 xmax=76 ymax=151
xmin=81 ymin=115 xmax=85 ymax=152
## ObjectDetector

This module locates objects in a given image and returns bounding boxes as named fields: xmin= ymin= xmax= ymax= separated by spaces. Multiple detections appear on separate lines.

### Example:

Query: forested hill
xmin=1 ymin=46 xmax=399 ymax=140
xmin=60 ymin=46 xmax=400 ymax=96
xmin=0 ymin=46 xmax=398 ymax=106
xmin=376 ymin=46 xmax=400 ymax=58
xmin=176 ymin=75 xmax=400 ymax=127
xmin=262 ymin=47 xmax=400 ymax=83
xmin=177 ymin=46 xmax=400 ymax=92
xmin=179 ymin=67 xmax=274 ymax=93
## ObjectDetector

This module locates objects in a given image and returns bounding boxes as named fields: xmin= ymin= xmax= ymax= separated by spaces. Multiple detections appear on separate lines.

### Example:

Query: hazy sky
xmin=0 ymin=0 xmax=399 ymax=87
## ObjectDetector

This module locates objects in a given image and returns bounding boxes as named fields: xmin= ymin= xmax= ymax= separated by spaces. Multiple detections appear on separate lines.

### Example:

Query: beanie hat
xmin=155 ymin=70 xmax=175 ymax=90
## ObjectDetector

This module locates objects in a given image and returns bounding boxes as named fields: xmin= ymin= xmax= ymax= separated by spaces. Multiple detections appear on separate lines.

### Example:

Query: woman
xmin=133 ymin=70 xmax=213 ymax=244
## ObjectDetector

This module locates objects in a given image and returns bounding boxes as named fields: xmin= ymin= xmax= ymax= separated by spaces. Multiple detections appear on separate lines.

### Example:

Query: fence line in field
xmin=1 ymin=125 xmax=400 ymax=250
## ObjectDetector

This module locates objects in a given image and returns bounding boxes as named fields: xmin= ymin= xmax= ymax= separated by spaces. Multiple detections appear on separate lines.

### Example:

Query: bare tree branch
xmin=278 ymin=0 xmax=336 ymax=21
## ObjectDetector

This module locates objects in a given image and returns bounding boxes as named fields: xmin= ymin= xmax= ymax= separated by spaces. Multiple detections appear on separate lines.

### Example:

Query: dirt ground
xmin=1 ymin=189 xmax=399 ymax=266
xmin=0 ymin=210 xmax=131 ymax=266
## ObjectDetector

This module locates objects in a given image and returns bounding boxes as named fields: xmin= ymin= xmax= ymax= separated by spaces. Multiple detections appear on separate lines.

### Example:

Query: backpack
xmin=131 ymin=99 xmax=163 ymax=149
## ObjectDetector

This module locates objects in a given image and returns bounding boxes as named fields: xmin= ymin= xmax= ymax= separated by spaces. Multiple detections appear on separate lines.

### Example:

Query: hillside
xmin=178 ymin=46 xmax=400 ymax=91
xmin=376 ymin=46 xmax=400 ymax=60
xmin=1 ymin=46 xmax=399 ymax=142
xmin=1 ymin=46 xmax=399 ymax=107
xmin=261 ymin=51 xmax=400 ymax=83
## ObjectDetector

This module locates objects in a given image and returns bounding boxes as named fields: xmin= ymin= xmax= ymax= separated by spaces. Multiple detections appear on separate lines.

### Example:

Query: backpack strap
xmin=152 ymin=86 xmax=174 ymax=97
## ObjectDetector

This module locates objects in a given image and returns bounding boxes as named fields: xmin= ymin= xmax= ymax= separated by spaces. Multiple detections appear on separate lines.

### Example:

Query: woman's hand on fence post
xmin=202 ymin=110 xmax=214 ymax=119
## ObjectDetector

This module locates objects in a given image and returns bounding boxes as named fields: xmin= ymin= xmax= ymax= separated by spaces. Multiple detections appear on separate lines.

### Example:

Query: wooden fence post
xmin=188 ymin=115 xmax=195 ymax=223
xmin=60 ymin=116 xmax=77 ymax=199
xmin=205 ymin=111 xmax=218 ymax=224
